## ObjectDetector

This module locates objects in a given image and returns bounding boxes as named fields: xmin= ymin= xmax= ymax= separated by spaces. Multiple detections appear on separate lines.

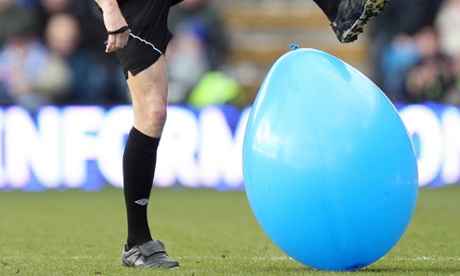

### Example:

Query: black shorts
xmin=116 ymin=0 xmax=173 ymax=79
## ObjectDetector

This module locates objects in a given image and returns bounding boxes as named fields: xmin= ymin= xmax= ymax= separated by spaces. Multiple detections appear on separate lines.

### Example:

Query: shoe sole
xmin=340 ymin=0 xmax=389 ymax=43
xmin=122 ymin=255 xmax=179 ymax=269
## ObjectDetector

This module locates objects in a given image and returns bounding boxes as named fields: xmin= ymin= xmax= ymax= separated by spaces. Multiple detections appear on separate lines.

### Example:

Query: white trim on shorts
xmin=129 ymin=33 xmax=163 ymax=55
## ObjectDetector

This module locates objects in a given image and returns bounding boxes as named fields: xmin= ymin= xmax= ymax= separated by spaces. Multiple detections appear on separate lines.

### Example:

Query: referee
xmin=95 ymin=0 xmax=182 ymax=269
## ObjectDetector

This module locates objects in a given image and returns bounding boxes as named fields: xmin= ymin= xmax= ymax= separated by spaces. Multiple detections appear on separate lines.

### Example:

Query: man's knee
xmin=146 ymin=104 xmax=167 ymax=127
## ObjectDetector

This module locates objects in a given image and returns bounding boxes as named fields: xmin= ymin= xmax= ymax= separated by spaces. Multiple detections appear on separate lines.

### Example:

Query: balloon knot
xmin=290 ymin=44 xmax=299 ymax=51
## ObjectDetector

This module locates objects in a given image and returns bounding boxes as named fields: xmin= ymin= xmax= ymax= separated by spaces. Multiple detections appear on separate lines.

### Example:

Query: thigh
xmin=126 ymin=56 xmax=169 ymax=137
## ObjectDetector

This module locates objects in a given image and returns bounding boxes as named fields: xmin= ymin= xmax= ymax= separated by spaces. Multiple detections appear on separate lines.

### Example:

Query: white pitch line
xmin=2 ymin=255 xmax=458 ymax=262
xmin=392 ymin=256 xmax=460 ymax=261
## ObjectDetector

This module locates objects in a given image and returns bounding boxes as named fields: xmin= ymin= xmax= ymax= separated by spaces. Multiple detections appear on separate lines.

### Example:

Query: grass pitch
xmin=0 ymin=185 xmax=459 ymax=275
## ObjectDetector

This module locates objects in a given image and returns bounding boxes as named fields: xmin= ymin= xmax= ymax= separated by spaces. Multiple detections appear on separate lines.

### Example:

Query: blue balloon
xmin=243 ymin=48 xmax=418 ymax=271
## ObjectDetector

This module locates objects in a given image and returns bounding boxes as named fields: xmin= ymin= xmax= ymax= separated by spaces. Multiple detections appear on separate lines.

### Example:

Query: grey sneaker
xmin=121 ymin=240 xmax=179 ymax=268
xmin=331 ymin=0 xmax=389 ymax=43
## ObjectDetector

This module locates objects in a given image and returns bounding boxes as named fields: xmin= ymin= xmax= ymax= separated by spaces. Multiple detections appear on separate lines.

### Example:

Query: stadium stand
xmin=217 ymin=0 xmax=370 ymax=102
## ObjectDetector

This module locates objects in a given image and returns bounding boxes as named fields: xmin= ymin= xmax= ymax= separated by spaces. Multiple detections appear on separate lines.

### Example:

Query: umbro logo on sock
xmin=134 ymin=198 xmax=149 ymax=206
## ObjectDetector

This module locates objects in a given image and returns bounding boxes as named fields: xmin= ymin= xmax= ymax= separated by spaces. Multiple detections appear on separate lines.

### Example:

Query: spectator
xmin=436 ymin=0 xmax=460 ymax=60
xmin=435 ymin=0 xmax=460 ymax=105
xmin=44 ymin=13 xmax=113 ymax=105
xmin=167 ymin=0 xmax=247 ymax=107
xmin=0 ymin=18 xmax=71 ymax=113
xmin=368 ymin=0 xmax=445 ymax=99
xmin=404 ymin=27 xmax=455 ymax=103
xmin=35 ymin=0 xmax=116 ymax=64
xmin=35 ymin=0 xmax=72 ymax=39
xmin=74 ymin=0 xmax=130 ymax=105
xmin=167 ymin=19 xmax=211 ymax=103
xmin=379 ymin=34 xmax=419 ymax=102
xmin=187 ymin=71 xmax=247 ymax=109
xmin=0 ymin=0 xmax=38 ymax=46
xmin=168 ymin=0 xmax=229 ymax=70
xmin=44 ymin=12 xmax=128 ymax=105
xmin=441 ymin=56 xmax=460 ymax=106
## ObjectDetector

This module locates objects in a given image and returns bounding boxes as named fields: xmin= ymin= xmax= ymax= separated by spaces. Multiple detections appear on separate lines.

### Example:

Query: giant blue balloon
xmin=243 ymin=48 xmax=418 ymax=271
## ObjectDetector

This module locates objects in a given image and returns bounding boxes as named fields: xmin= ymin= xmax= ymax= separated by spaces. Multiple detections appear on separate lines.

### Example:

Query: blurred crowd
xmin=370 ymin=0 xmax=460 ymax=105
xmin=166 ymin=0 xmax=246 ymax=108
xmin=0 ymin=0 xmax=131 ymax=113
xmin=1 ymin=0 xmax=460 ymax=114
xmin=0 ymin=0 xmax=244 ymax=114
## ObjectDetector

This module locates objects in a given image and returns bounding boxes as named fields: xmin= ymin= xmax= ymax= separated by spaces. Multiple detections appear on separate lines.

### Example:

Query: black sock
xmin=313 ymin=0 xmax=342 ymax=22
xmin=122 ymin=127 xmax=160 ymax=249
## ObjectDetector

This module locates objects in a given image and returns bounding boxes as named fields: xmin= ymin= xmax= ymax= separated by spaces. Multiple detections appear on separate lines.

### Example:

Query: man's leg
xmin=312 ymin=0 xmax=389 ymax=43
xmin=171 ymin=0 xmax=184 ymax=7
xmin=121 ymin=56 xmax=179 ymax=268
xmin=126 ymin=57 xmax=168 ymax=138
xmin=312 ymin=0 xmax=341 ymax=22
xmin=123 ymin=57 xmax=167 ymax=249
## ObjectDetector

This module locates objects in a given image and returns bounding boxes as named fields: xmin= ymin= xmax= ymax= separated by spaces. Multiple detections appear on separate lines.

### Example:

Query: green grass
xmin=0 ymin=185 xmax=459 ymax=275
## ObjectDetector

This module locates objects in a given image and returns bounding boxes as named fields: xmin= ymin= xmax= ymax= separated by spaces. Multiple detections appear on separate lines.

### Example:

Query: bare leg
xmin=127 ymin=56 xmax=168 ymax=138
xmin=123 ymin=56 xmax=168 ymax=248
xmin=121 ymin=57 xmax=179 ymax=268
